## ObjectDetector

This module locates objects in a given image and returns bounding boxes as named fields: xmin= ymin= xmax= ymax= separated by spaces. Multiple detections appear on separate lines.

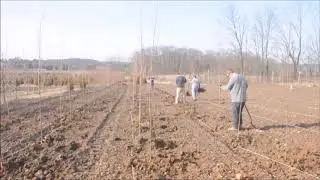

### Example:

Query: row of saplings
xmin=135 ymin=76 xmax=147 ymax=84
xmin=12 ymin=74 xmax=90 ymax=91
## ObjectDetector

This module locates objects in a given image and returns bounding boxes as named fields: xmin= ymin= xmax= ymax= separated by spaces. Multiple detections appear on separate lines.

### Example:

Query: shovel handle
xmin=244 ymin=104 xmax=256 ymax=128
xmin=244 ymin=105 xmax=252 ymax=120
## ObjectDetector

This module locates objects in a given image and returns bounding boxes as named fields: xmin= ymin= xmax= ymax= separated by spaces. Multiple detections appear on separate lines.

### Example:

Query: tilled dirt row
xmin=158 ymin=84 xmax=319 ymax=143
xmin=0 ymin=85 xmax=111 ymax=158
xmin=1 ymin=86 xmax=99 ymax=117
xmin=155 ymin=85 xmax=319 ymax=179
xmin=85 ymin=83 xmax=133 ymax=179
xmin=1 ymin=85 xmax=109 ymax=147
xmin=103 ymin=86 xmax=272 ymax=179
xmin=60 ymin=83 xmax=129 ymax=179
xmin=205 ymin=83 xmax=319 ymax=118
xmin=1 ymin=82 xmax=127 ymax=179
xmin=1 ymin=82 xmax=318 ymax=179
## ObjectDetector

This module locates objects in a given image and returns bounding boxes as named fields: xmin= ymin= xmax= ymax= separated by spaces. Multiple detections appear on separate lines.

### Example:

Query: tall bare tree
xmin=252 ymin=24 xmax=262 ymax=76
xmin=253 ymin=9 xmax=275 ymax=81
xmin=309 ymin=1 xmax=320 ymax=73
xmin=279 ymin=6 xmax=303 ymax=80
xmin=263 ymin=9 xmax=275 ymax=80
xmin=225 ymin=5 xmax=247 ymax=74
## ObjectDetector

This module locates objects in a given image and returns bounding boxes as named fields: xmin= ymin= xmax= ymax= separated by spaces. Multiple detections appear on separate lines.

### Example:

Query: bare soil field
xmin=0 ymin=81 xmax=319 ymax=179
xmin=1 ymin=86 xmax=83 ymax=104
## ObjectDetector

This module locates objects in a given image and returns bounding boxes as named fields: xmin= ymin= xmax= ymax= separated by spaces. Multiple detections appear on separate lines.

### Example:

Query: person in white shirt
xmin=191 ymin=75 xmax=200 ymax=101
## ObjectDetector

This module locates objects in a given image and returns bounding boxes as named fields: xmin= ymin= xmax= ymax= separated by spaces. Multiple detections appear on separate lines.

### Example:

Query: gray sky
xmin=1 ymin=1 xmax=318 ymax=61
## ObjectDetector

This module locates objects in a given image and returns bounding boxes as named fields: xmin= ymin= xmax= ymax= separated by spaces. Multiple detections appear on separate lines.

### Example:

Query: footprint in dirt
xmin=141 ymin=126 xmax=150 ymax=133
xmin=114 ymin=137 xmax=122 ymax=141
xmin=157 ymin=175 xmax=171 ymax=180
xmin=135 ymin=136 xmax=148 ymax=146
xmin=154 ymin=139 xmax=166 ymax=149
xmin=154 ymin=139 xmax=178 ymax=150
xmin=169 ymin=126 xmax=178 ymax=132
xmin=133 ymin=136 xmax=148 ymax=153
xmin=167 ymin=141 xmax=178 ymax=149
xmin=160 ymin=125 xmax=168 ymax=129
xmin=159 ymin=117 xmax=167 ymax=121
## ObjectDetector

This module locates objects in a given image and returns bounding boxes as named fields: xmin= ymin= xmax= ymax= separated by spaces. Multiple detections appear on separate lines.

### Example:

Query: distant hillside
xmin=0 ymin=58 xmax=131 ymax=71
xmin=44 ymin=58 xmax=102 ymax=69
xmin=2 ymin=47 xmax=318 ymax=75
xmin=102 ymin=61 xmax=131 ymax=72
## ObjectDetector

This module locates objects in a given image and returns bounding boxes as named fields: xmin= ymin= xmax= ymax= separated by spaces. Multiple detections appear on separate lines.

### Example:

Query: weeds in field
xmin=5 ymin=72 xmax=90 ymax=90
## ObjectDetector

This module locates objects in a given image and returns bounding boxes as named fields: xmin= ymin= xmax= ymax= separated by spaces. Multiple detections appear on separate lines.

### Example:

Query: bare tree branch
xmin=252 ymin=8 xmax=275 ymax=81
xmin=225 ymin=4 xmax=247 ymax=74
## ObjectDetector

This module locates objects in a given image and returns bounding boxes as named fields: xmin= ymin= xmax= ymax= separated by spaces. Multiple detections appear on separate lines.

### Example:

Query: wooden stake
xmin=207 ymin=67 xmax=210 ymax=84
xmin=218 ymin=68 xmax=221 ymax=104
xmin=38 ymin=11 xmax=44 ymax=140
xmin=138 ymin=7 xmax=143 ymax=136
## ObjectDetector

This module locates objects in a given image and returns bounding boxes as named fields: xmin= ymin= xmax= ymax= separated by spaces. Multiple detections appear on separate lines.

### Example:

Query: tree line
xmin=131 ymin=45 xmax=318 ymax=78
xmin=224 ymin=3 xmax=319 ymax=80
xmin=132 ymin=3 xmax=320 ymax=81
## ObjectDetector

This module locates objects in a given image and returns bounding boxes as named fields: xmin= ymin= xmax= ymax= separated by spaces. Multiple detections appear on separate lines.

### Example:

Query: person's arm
xmin=226 ymin=76 xmax=236 ymax=91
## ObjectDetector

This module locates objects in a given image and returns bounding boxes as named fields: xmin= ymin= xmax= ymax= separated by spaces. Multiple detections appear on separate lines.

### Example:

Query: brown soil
xmin=1 ymin=82 xmax=319 ymax=179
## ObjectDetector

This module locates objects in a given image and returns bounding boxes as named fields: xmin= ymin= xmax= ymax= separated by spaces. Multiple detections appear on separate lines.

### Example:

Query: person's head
xmin=193 ymin=75 xmax=197 ymax=78
xmin=226 ymin=68 xmax=234 ymax=78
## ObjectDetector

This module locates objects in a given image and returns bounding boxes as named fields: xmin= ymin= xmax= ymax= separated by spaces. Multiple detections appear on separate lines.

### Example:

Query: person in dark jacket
xmin=150 ymin=77 xmax=155 ymax=89
xmin=175 ymin=73 xmax=187 ymax=104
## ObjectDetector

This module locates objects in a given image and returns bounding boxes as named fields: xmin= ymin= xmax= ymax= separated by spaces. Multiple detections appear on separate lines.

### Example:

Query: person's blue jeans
xmin=231 ymin=102 xmax=245 ymax=128
xmin=192 ymin=87 xmax=199 ymax=100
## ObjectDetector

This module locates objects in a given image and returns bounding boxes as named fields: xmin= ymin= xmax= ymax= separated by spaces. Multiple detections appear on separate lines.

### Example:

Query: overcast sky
xmin=1 ymin=1 xmax=318 ymax=61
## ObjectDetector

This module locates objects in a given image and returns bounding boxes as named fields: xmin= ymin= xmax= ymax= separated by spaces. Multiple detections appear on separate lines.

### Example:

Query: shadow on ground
xmin=259 ymin=121 xmax=320 ymax=131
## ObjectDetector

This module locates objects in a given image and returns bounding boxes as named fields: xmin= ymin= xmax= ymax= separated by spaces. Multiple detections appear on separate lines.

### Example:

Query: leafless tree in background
xmin=279 ymin=6 xmax=303 ymax=80
xmin=225 ymin=5 xmax=247 ymax=75
xmin=1 ymin=53 xmax=10 ymax=115
xmin=309 ymin=1 xmax=320 ymax=74
xmin=254 ymin=9 xmax=275 ymax=81
xmin=252 ymin=24 xmax=262 ymax=78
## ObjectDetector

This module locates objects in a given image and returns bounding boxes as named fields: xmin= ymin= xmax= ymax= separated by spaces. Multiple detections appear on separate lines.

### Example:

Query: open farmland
xmin=1 ymin=1 xmax=320 ymax=179
xmin=1 ymin=74 xmax=319 ymax=179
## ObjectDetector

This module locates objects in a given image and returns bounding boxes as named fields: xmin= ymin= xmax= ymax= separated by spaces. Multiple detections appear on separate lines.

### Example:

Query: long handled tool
xmin=244 ymin=104 xmax=257 ymax=129
xmin=0 ymin=159 xmax=3 ymax=177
